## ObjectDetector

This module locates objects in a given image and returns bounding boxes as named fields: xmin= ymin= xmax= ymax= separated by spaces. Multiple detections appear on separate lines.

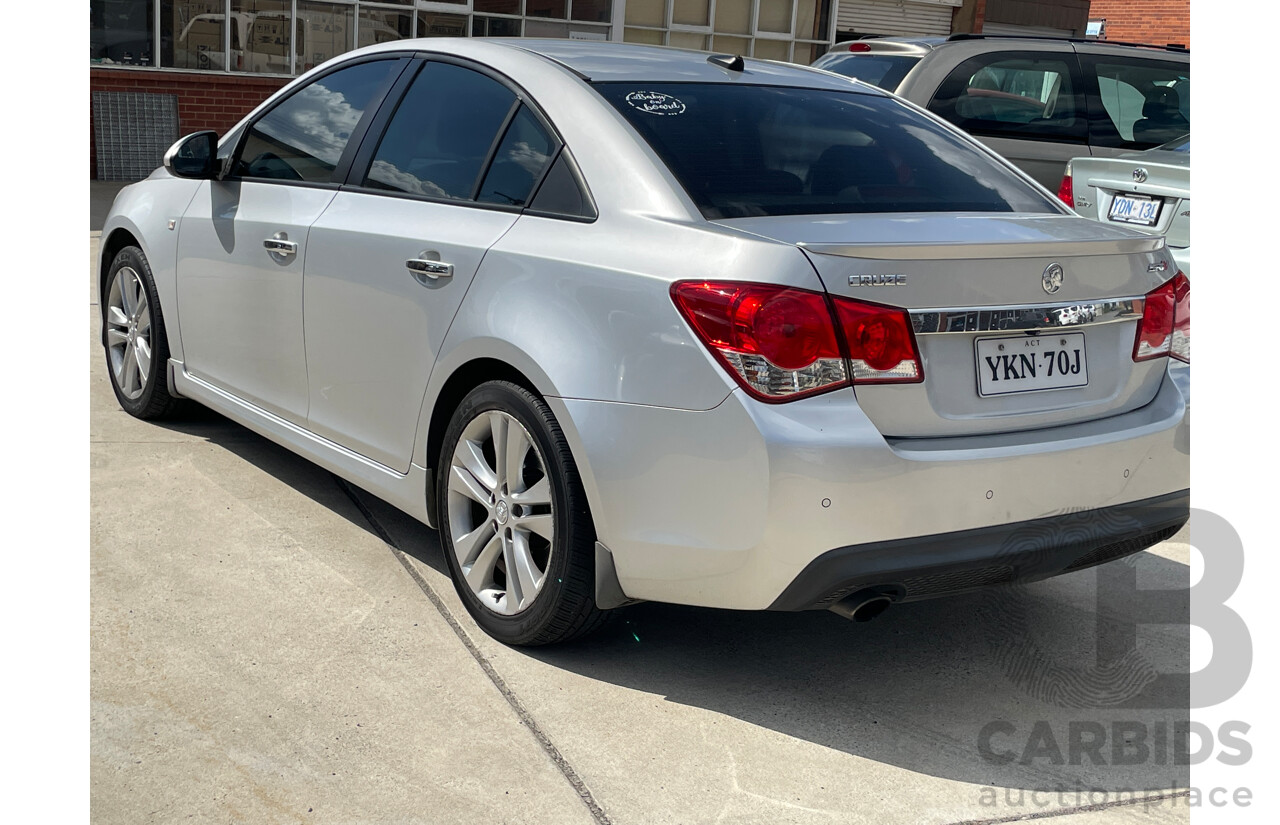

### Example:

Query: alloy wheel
xmin=447 ymin=410 xmax=555 ymax=615
xmin=106 ymin=266 xmax=152 ymax=400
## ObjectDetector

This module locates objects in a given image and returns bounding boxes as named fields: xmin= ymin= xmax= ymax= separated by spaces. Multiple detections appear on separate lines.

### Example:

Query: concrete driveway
xmin=90 ymin=227 xmax=1192 ymax=825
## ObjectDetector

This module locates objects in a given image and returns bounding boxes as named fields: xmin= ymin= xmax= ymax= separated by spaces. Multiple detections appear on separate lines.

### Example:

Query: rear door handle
xmin=407 ymin=257 xmax=454 ymax=282
xmin=264 ymin=238 xmax=298 ymax=256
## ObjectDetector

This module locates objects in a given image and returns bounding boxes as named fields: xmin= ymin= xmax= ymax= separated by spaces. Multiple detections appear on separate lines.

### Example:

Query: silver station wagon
xmin=99 ymin=39 xmax=1190 ymax=645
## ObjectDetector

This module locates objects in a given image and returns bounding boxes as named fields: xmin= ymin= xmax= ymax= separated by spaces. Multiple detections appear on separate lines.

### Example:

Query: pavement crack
xmin=332 ymin=475 xmax=613 ymax=825
xmin=944 ymin=789 xmax=1191 ymax=824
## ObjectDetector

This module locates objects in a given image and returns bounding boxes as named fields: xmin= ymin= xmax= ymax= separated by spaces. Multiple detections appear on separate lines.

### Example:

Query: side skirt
xmin=171 ymin=360 xmax=434 ymax=527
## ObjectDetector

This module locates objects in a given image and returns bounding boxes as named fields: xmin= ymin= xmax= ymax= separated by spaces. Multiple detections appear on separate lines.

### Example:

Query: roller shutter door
xmin=835 ymin=0 xmax=959 ymax=38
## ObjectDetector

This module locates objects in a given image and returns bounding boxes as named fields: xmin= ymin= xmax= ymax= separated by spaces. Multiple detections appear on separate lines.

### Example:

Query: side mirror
xmin=163 ymin=131 xmax=219 ymax=179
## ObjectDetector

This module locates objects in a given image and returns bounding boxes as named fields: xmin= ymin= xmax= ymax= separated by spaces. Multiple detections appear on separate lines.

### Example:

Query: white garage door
xmin=835 ymin=0 xmax=961 ymax=38
xmin=981 ymin=21 xmax=1075 ymax=37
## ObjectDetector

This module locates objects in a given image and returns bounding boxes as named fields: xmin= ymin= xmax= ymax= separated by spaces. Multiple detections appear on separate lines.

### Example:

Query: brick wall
xmin=90 ymin=68 xmax=289 ymax=178
xmin=1087 ymin=0 xmax=1190 ymax=47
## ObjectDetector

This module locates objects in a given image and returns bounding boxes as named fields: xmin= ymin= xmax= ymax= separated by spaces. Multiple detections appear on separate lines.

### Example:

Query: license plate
xmin=1108 ymin=193 xmax=1162 ymax=226
xmin=975 ymin=333 xmax=1088 ymax=397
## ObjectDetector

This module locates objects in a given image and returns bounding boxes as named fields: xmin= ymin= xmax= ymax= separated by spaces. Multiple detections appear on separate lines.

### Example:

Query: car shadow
xmin=149 ymin=404 xmax=1191 ymax=796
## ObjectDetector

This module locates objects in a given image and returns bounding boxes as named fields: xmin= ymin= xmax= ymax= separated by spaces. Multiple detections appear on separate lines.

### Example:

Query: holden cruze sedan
xmin=99 ymin=39 xmax=1190 ymax=646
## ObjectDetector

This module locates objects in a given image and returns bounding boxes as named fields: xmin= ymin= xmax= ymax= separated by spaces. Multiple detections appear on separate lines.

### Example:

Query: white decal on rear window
xmin=625 ymin=91 xmax=686 ymax=116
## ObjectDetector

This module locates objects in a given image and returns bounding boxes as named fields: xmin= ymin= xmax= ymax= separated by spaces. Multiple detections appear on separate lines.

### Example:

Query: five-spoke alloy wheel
xmin=447 ymin=409 xmax=555 ymax=615
xmin=102 ymin=246 xmax=181 ymax=419
xmin=438 ymin=381 xmax=607 ymax=645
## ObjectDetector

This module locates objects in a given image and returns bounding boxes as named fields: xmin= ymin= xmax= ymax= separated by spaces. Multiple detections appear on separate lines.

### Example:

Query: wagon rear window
xmin=594 ymin=82 xmax=1059 ymax=220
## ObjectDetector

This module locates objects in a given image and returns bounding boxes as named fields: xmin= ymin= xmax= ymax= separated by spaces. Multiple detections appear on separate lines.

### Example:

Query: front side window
xmin=235 ymin=59 xmax=399 ymax=182
xmin=928 ymin=52 xmax=1085 ymax=144
xmin=1086 ymin=58 xmax=1190 ymax=149
xmin=364 ymin=62 xmax=517 ymax=199
xmin=595 ymin=82 xmax=1060 ymax=219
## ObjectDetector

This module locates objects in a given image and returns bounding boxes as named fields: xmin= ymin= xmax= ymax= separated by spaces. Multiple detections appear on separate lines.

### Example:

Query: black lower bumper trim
xmin=768 ymin=490 xmax=1189 ymax=611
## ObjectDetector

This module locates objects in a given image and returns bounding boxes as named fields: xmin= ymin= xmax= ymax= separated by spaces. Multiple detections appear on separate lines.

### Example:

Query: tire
xmin=102 ymin=246 xmax=183 ymax=420
xmin=437 ymin=381 xmax=609 ymax=646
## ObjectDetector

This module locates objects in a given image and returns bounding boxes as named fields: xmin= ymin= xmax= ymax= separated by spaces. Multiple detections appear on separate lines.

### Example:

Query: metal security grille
xmin=835 ymin=0 xmax=959 ymax=37
xmin=92 ymin=92 xmax=179 ymax=181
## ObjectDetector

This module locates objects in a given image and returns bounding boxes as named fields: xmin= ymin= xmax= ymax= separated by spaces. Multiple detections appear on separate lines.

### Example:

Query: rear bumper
xmin=549 ymin=365 xmax=1189 ymax=611
xmin=768 ymin=489 xmax=1188 ymax=611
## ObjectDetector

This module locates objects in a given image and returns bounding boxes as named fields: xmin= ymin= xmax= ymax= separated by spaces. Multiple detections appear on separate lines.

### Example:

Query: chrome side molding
xmin=911 ymin=298 xmax=1144 ymax=335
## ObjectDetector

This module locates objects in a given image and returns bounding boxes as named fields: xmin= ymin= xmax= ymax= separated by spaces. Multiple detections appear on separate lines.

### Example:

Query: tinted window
xmin=365 ymin=62 xmax=516 ymax=199
xmin=528 ymin=151 xmax=596 ymax=219
xmin=477 ymin=106 xmax=556 ymax=206
xmin=929 ymin=53 xmax=1085 ymax=143
xmin=811 ymin=54 xmax=920 ymax=91
xmin=236 ymin=59 xmax=398 ymax=182
xmin=595 ymin=83 xmax=1058 ymax=219
xmin=1086 ymin=58 xmax=1189 ymax=149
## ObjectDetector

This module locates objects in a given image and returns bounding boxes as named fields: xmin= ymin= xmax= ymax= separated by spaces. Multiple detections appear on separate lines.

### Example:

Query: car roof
xmin=359 ymin=38 xmax=885 ymax=92
xmin=831 ymin=33 xmax=1188 ymax=58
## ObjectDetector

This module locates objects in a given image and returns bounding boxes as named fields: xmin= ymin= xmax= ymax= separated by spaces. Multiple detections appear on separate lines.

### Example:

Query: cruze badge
xmin=1132 ymin=167 xmax=1149 ymax=183
xmin=1042 ymin=263 xmax=1064 ymax=294
xmin=849 ymin=274 xmax=907 ymax=287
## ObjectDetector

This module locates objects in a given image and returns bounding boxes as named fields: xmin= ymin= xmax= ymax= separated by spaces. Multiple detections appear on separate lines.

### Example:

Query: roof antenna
xmin=707 ymin=53 xmax=745 ymax=72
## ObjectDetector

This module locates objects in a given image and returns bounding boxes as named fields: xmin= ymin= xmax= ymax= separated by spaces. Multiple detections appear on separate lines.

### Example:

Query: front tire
xmin=437 ymin=381 xmax=608 ymax=646
xmin=103 ymin=246 xmax=182 ymax=420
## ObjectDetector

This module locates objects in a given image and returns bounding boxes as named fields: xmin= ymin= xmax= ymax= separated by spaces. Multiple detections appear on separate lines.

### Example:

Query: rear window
xmin=811 ymin=54 xmax=920 ymax=90
xmin=594 ymin=82 xmax=1060 ymax=220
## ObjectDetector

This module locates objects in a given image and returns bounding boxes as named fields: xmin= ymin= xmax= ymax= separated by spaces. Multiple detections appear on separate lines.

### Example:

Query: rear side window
xmin=236 ymin=59 xmax=399 ymax=183
xmin=928 ymin=52 xmax=1085 ymax=144
xmin=811 ymin=54 xmax=920 ymax=90
xmin=477 ymin=105 xmax=556 ymax=207
xmin=594 ymin=82 xmax=1059 ymax=219
xmin=1084 ymin=57 xmax=1189 ymax=149
xmin=365 ymin=62 xmax=517 ymax=199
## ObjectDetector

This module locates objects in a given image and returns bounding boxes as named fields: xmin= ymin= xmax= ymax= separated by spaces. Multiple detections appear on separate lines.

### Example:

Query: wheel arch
xmin=99 ymin=226 xmax=145 ymax=304
xmin=416 ymin=347 xmax=603 ymax=539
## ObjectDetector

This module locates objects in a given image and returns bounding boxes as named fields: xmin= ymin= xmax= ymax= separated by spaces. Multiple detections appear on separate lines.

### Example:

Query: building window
xmin=92 ymin=0 xmax=155 ymax=66
xmin=92 ymin=0 xmax=832 ymax=74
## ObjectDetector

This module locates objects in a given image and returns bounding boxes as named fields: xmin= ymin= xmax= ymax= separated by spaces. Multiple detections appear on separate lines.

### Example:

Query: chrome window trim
xmin=910 ymin=298 xmax=1144 ymax=334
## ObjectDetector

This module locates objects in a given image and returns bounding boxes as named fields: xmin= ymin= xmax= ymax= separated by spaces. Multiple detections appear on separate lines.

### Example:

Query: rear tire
xmin=437 ymin=381 xmax=609 ymax=646
xmin=103 ymin=246 xmax=183 ymax=420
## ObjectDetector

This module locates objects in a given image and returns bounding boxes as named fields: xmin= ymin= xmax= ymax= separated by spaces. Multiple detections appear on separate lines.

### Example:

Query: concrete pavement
xmin=90 ymin=231 xmax=1193 ymax=824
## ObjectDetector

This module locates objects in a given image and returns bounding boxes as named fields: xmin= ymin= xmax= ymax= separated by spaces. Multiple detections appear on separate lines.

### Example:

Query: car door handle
xmin=406 ymin=258 xmax=454 ymax=281
xmin=264 ymin=238 xmax=298 ymax=256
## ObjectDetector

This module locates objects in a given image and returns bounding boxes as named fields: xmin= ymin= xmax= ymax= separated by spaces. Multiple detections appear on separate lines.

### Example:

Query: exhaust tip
xmin=829 ymin=588 xmax=897 ymax=622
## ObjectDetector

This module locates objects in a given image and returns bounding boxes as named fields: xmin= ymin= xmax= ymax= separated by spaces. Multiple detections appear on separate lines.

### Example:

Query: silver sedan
xmin=1059 ymin=135 xmax=1191 ymax=276
xmin=99 ymin=39 xmax=1190 ymax=645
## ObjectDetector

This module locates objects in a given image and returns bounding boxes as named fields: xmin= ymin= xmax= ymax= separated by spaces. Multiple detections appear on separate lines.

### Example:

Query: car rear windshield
xmin=594 ymin=82 xmax=1060 ymax=219
xmin=812 ymin=54 xmax=920 ymax=90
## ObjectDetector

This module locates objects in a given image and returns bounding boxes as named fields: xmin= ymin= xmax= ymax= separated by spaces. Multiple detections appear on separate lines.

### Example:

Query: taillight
xmin=1057 ymin=161 xmax=1074 ymax=207
xmin=671 ymin=281 xmax=923 ymax=402
xmin=831 ymin=297 xmax=924 ymax=382
xmin=849 ymin=42 xmax=872 ymax=52
xmin=1133 ymin=271 xmax=1190 ymax=364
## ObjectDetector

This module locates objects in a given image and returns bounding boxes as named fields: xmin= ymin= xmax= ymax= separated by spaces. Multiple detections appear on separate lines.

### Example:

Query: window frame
xmin=339 ymin=52 xmax=597 ymax=221
xmin=225 ymin=51 xmax=415 ymax=188
xmin=926 ymin=49 xmax=1089 ymax=146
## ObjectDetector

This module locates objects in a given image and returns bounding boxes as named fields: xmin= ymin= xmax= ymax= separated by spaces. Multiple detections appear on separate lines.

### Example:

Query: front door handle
xmin=264 ymin=237 xmax=298 ymax=256
xmin=407 ymin=257 xmax=454 ymax=282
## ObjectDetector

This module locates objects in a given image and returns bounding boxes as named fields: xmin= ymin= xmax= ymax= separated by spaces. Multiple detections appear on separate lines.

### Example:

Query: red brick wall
xmin=90 ymin=68 xmax=289 ymax=178
xmin=1088 ymin=0 xmax=1190 ymax=47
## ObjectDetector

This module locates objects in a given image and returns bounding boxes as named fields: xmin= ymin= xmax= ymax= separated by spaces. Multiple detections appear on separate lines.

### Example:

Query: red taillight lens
xmin=1056 ymin=162 xmax=1074 ymax=207
xmin=849 ymin=43 xmax=872 ymax=52
xmin=830 ymin=296 xmax=923 ymax=382
xmin=1133 ymin=271 xmax=1190 ymax=363
xmin=671 ymin=281 xmax=923 ymax=401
